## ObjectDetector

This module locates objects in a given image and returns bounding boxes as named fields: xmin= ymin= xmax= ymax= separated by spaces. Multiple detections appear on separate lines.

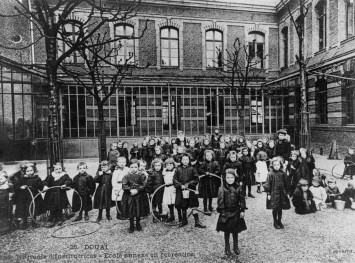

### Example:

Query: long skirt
xmin=121 ymin=191 xmax=150 ymax=218
xmin=216 ymin=210 xmax=247 ymax=233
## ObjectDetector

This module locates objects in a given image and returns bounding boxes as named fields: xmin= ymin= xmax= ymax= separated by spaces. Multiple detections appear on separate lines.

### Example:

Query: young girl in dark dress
xmin=264 ymin=158 xmax=290 ymax=229
xmin=146 ymin=158 xmax=164 ymax=223
xmin=94 ymin=161 xmax=113 ymax=222
xmin=198 ymin=150 xmax=220 ymax=214
xmin=14 ymin=163 xmax=44 ymax=228
xmin=43 ymin=162 xmax=72 ymax=227
xmin=121 ymin=159 xmax=150 ymax=233
xmin=72 ymin=162 xmax=95 ymax=222
xmin=130 ymin=142 xmax=141 ymax=161
xmin=107 ymin=142 xmax=119 ymax=172
xmin=239 ymin=147 xmax=256 ymax=198
xmin=216 ymin=169 xmax=247 ymax=258
xmin=173 ymin=154 xmax=206 ymax=228
xmin=140 ymin=140 xmax=150 ymax=163
xmin=222 ymin=151 xmax=243 ymax=182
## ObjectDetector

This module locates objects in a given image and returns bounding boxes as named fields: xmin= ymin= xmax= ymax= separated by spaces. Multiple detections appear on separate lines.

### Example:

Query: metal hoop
xmin=51 ymin=221 xmax=102 ymax=239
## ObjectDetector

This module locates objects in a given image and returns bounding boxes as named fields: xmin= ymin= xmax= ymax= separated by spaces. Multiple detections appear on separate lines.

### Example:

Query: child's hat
xmin=299 ymin=179 xmax=308 ymax=186
xmin=277 ymin=129 xmax=287 ymax=135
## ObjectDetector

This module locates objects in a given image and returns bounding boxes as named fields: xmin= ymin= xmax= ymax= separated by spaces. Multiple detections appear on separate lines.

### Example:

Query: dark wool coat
xmin=173 ymin=153 xmax=184 ymax=164
xmin=121 ymin=172 xmax=150 ymax=218
xmin=222 ymin=160 xmax=243 ymax=180
xmin=274 ymin=139 xmax=291 ymax=160
xmin=176 ymin=137 xmax=187 ymax=147
xmin=211 ymin=140 xmax=220 ymax=150
xmin=186 ymin=147 xmax=200 ymax=162
xmin=239 ymin=155 xmax=256 ymax=186
xmin=130 ymin=147 xmax=141 ymax=160
xmin=211 ymin=133 xmax=222 ymax=145
xmin=264 ymin=170 xmax=290 ymax=210
xmin=118 ymin=148 xmax=129 ymax=163
xmin=14 ymin=174 xmax=44 ymax=218
xmin=107 ymin=149 xmax=119 ymax=169
xmin=173 ymin=165 xmax=199 ymax=209
xmin=72 ymin=173 xmax=95 ymax=212
xmin=215 ymin=148 xmax=229 ymax=169
xmin=8 ymin=170 xmax=23 ymax=203
xmin=253 ymin=146 xmax=267 ymax=159
xmin=325 ymin=186 xmax=341 ymax=204
xmin=265 ymin=146 xmax=276 ymax=160
xmin=297 ymin=157 xmax=315 ymax=185
xmin=147 ymin=145 xmax=156 ymax=165
xmin=43 ymin=173 xmax=72 ymax=211
xmin=286 ymin=159 xmax=301 ymax=195
xmin=140 ymin=146 xmax=150 ymax=163
xmin=198 ymin=160 xmax=221 ymax=198
xmin=146 ymin=170 xmax=164 ymax=207
xmin=162 ymin=143 xmax=173 ymax=157
xmin=342 ymin=188 xmax=355 ymax=208
xmin=216 ymin=184 xmax=247 ymax=233
xmin=0 ymin=188 xmax=11 ymax=224
xmin=93 ymin=170 xmax=114 ymax=209
xmin=343 ymin=154 xmax=355 ymax=177
xmin=292 ymin=188 xmax=317 ymax=214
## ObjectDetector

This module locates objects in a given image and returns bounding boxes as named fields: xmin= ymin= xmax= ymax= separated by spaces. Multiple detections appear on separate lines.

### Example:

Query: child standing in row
xmin=112 ymin=157 xmax=130 ymax=220
xmin=216 ymin=169 xmax=247 ymax=258
xmin=198 ymin=150 xmax=221 ymax=214
xmin=255 ymin=151 xmax=268 ymax=194
xmin=239 ymin=147 xmax=256 ymax=198
xmin=94 ymin=161 xmax=114 ymax=222
xmin=121 ymin=159 xmax=150 ymax=233
xmin=14 ymin=163 xmax=44 ymax=228
xmin=72 ymin=162 xmax=95 ymax=221
xmin=146 ymin=158 xmax=164 ymax=223
xmin=173 ymin=154 xmax=206 ymax=228
xmin=264 ymin=158 xmax=290 ymax=229
xmin=162 ymin=158 xmax=176 ymax=222
xmin=44 ymin=162 xmax=72 ymax=227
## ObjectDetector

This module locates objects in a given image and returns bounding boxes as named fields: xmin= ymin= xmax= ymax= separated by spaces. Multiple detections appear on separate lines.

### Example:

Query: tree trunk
xmin=45 ymin=34 xmax=62 ymax=170
xmin=97 ymin=102 xmax=107 ymax=161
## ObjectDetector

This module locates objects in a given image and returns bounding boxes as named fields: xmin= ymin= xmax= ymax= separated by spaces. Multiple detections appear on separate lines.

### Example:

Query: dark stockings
xmin=273 ymin=209 xmax=282 ymax=222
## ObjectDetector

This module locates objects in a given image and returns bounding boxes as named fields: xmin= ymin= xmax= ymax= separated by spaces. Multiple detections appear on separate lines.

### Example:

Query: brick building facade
xmin=0 ymin=0 xmax=354 ymax=160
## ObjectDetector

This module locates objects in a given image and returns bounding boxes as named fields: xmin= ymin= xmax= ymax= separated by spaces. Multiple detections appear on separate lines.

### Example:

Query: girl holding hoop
xmin=43 ymin=162 xmax=72 ymax=227
xmin=14 ymin=163 xmax=44 ymax=229
xmin=173 ymin=154 xmax=206 ymax=228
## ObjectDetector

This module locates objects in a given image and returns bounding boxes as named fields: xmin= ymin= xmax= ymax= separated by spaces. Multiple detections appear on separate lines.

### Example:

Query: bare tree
xmin=280 ymin=0 xmax=310 ymax=148
xmin=215 ymin=37 xmax=267 ymax=136
xmin=0 ymin=0 xmax=142 ymax=168
xmin=59 ymin=29 xmax=148 ymax=161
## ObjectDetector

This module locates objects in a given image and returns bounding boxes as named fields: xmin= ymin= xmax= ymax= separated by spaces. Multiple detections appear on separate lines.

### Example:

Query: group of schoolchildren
xmin=1 ymin=128 xmax=355 ymax=258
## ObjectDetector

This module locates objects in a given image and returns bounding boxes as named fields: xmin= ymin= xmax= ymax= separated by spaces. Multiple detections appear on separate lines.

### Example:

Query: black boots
xmin=136 ymin=218 xmax=142 ymax=231
xmin=257 ymin=185 xmax=261 ymax=194
xmin=224 ymin=233 xmax=231 ymax=258
xmin=96 ymin=210 xmax=103 ymax=222
xmin=129 ymin=218 xmax=135 ymax=233
xmin=178 ymin=210 xmax=188 ymax=227
xmin=278 ymin=210 xmax=284 ymax=229
xmin=193 ymin=214 xmax=206 ymax=228
xmin=232 ymin=232 xmax=240 ymax=255
xmin=177 ymin=209 xmax=182 ymax=223
xmin=166 ymin=205 xmax=175 ymax=223
xmin=273 ymin=210 xmax=281 ymax=229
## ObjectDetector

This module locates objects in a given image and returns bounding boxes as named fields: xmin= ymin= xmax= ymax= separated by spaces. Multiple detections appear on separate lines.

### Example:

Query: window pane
xmin=206 ymin=58 xmax=214 ymax=67
xmin=215 ymin=31 xmax=222 ymax=41
xmin=170 ymin=29 xmax=178 ymax=38
xmin=170 ymin=57 xmax=179 ymax=66
xmin=170 ymin=40 xmax=178 ymax=49
xmin=162 ymin=49 xmax=169 ymax=58
xmin=3 ymin=94 xmax=12 ymax=139
xmin=206 ymin=41 xmax=215 ymax=51
xmin=161 ymin=58 xmax=168 ymax=66
xmin=206 ymin=31 xmax=213 ymax=40
xmin=161 ymin=28 xmax=169 ymax=38
xmin=206 ymin=51 xmax=214 ymax=60
xmin=126 ymin=26 xmax=133 ymax=36
xmin=115 ymin=26 xmax=124 ymax=36
xmin=171 ymin=49 xmax=179 ymax=58
xmin=161 ymin=39 xmax=169 ymax=49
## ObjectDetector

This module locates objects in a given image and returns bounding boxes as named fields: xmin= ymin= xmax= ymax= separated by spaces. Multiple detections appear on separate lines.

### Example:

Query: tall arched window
xmin=316 ymin=0 xmax=327 ymax=51
xmin=115 ymin=24 xmax=135 ymax=65
xmin=281 ymin=27 xmax=288 ymax=67
xmin=248 ymin=31 xmax=265 ymax=69
xmin=160 ymin=27 xmax=179 ymax=67
xmin=61 ymin=20 xmax=84 ymax=63
xmin=206 ymin=30 xmax=223 ymax=68
xmin=346 ymin=0 xmax=355 ymax=38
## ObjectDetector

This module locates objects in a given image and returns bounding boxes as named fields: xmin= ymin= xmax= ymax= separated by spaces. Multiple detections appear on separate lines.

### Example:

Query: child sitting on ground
xmin=325 ymin=177 xmax=341 ymax=207
xmin=342 ymin=180 xmax=355 ymax=209
xmin=309 ymin=176 xmax=327 ymax=211
xmin=292 ymin=179 xmax=317 ymax=214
